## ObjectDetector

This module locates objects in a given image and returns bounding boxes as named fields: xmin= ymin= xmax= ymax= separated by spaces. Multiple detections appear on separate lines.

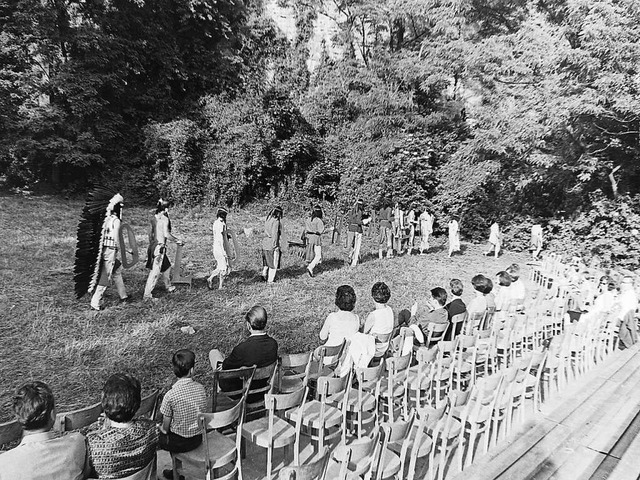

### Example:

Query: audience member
xmin=494 ymin=271 xmax=514 ymax=311
xmin=0 ymin=381 xmax=90 ymax=480
xmin=319 ymin=285 xmax=360 ymax=346
xmin=159 ymin=349 xmax=207 ymax=480
xmin=445 ymin=279 xmax=467 ymax=340
xmin=506 ymin=264 xmax=526 ymax=309
xmin=363 ymin=282 xmax=395 ymax=357
xmin=412 ymin=287 xmax=449 ymax=345
xmin=467 ymin=275 xmax=490 ymax=315
xmin=87 ymin=374 xmax=157 ymax=479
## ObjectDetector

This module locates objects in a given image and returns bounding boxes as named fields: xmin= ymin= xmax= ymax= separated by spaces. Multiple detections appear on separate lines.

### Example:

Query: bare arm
xmin=160 ymin=414 xmax=172 ymax=434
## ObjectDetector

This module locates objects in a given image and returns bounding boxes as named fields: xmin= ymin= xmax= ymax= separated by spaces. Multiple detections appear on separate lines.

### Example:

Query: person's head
xmin=398 ymin=309 xmax=411 ymax=327
xmin=430 ymin=287 xmax=447 ymax=307
xmin=353 ymin=199 xmax=363 ymax=213
xmin=246 ymin=305 xmax=268 ymax=331
xmin=12 ymin=381 xmax=55 ymax=432
xmin=217 ymin=207 xmax=228 ymax=221
xmin=506 ymin=264 xmax=521 ymax=281
xmin=450 ymin=279 xmax=463 ymax=297
xmin=335 ymin=285 xmax=356 ymax=312
xmin=621 ymin=276 xmax=635 ymax=292
xmin=311 ymin=205 xmax=323 ymax=220
xmin=172 ymin=349 xmax=196 ymax=378
xmin=269 ymin=206 xmax=283 ymax=220
xmin=107 ymin=193 xmax=124 ymax=219
xmin=371 ymin=282 xmax=391 ymax=304
xmin=156 ymin=198 xmax=171 ymax=215
xmin=496 ymin=271 xmax=512 ymax=287
xmin=472 ymin=275 xmax=493 ymax=294
xmin=599 ymin=275 xmax=616 ymax=292
xmin=101 ymin=374 xmax=141 ymax=423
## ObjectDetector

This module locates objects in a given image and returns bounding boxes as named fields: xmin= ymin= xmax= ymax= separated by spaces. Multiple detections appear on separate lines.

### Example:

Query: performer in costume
xmin=207 ymin=207 xmax=232 ymax=290
xmin=530 ymin=222 xmax=543 ymax=259
xmin=406 ymin=204 xmax=417 ymax=255
xmin=346 ymin=199 xmax=364 ymax=267
xmin=378 ymin=201 xmax=394 ymax=259
xmin=262 ymin=206 xmax=285 ymax=283
xmin=392 ymin=202 xmax=405 ymax=254
xmin=448 ymin=215 xmax=461 ymax=257
xmin=74 ymin=188 xmax=129 ymax=311
xmin=144 ymin=199 xmax=184 ymax=300
xmin=419 ymin=207 xmax=433 ymax=254
xmin=305 ymin=205 xmax=324 ymax=277
xmin=485 ymin=221 xmax=501 ymax=258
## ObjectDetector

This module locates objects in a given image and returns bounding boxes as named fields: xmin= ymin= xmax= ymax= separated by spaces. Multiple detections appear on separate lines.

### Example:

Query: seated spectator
xmin=445 ymin=279 xmax=467 ymax=340
xmin=412 ymin=287 xmax=449 ymax=345
xmin=506 ymin=264 xmax=526 ymax=308
xmin=209 ymin=305 xmax=279 ymax=398
xmin=0 ymin=381 xmax=90 ymax=480
xmin=363 ymin=282 xmax=395 ymax=358
xmin=394 ymin=309 xmax=424 ymax=351
xmin=494 ymin=271 xmax=514 ymax=311
xmin=617 ymin=276 xmax=639 ymax=349
xmin=485 ymin=277 xmax=496 ymax=310
xmin=87 ymin=374 xmax=158 ymax=479
xmin=467 ymin=275 xmax=490 ymax=315
xmin=319 ymin=285 xmax=360 ymax=347
xmin=572 ymin=276 xmax=617 ymax=324
xmin=159 ymin=349 xmax=207 ymax=480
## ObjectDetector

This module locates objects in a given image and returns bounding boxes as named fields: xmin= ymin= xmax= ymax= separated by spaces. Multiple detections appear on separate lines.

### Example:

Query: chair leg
xmin=266 ymin=444 xmax=273 ymax=480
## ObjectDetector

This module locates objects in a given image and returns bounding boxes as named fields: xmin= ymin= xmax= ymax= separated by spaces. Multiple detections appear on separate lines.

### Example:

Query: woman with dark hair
xmin=87 ymin=374 xmax=158 ymax=479
xmin=319 ymin=285 xmax=360 ymax=346
xmin=467 ymin=274 xmax=491 ymax=315
xmin=495 ymin=270 xmax=514 ymax=311
xmin=261 ymin=206 xmax=285 ymax=283
xmin=207 ymin=207 xmax=232 ymax=290
xmin=305 ymin=205 xmax=324 ymax=277
xmin=144 ymin=199 xmax=184 ymax=301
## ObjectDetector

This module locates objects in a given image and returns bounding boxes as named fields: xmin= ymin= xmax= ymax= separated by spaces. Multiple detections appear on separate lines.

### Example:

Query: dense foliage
xmin=1 ymin=0 xmax=639 ymax=260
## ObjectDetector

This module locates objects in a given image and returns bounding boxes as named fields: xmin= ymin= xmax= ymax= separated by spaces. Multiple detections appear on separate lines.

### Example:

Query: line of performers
xmin=74 ymin=190 xmax=545 ymax=310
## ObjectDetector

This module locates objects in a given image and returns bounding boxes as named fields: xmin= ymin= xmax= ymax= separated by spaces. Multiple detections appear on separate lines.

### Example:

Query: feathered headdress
xmin=74 ymin=187 xmax=123 ymax=298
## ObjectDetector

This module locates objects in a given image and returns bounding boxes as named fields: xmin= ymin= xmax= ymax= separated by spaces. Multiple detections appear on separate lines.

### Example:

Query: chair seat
xmin=389 ymin=432 xmax=433 ymax=458
xmin=286 ymin=401 xmax=342 ymax=428
xmin=428 ymin=418 xmax=461 ymax=440
xmin=324 ymin=459 xmax=362 ymax=480
xmin=241 ymin=416 xmax=296 ymax=449
xmin=379 ymin=382 xmax=407 ymax=398
xmin=328 ymin=389 xmax=377 ymax=412
xmin=332 ymin=442 xmax=401 ymax=479
xmin=451 ymin=362 xmax=472 ymax=374
xmin=174 ymin=430 xmax=236 ymax=472
xmin=279 ymin=376 xmax=304 ymax=393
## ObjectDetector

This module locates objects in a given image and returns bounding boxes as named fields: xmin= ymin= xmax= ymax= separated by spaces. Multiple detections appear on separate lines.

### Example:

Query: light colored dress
xmin=419 ymin=212 xmax=433 ymax=251
xmin=448 ymin=220 xmax=460 ymax=254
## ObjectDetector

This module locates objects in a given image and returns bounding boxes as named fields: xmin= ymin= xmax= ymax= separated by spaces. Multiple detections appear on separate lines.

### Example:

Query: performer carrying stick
xmin=305 ymin=205 xmax=324 ymax=277
xmin=261 ymin=206 xmax=285 ymax=283
xmin=144 ymin=199 xmax=184 ymax=301
xmin=207 ymin=207 xmax=232 ymax=290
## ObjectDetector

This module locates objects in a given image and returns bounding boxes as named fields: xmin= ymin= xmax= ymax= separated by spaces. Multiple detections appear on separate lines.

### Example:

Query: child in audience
xmin=88 ymin=374 xmax=158 ymax=479
xmin=159 ymin=349 xmax=208 ymax=480
xmin=506 ymin=264 xmax=526 ymax=309
xmin=411 ymin=287 xmax=449 ymax=346
xmin=364 ymin=282 xmax=395 ymax=357
xmin=319 ymin=285 xmax=360 ymax=346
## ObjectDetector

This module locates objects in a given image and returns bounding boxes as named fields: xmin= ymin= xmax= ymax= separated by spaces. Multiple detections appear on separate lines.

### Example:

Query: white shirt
xmin=319 ymin=311 xmax=360 ymax=347
xmin=617 ymin=288 xmax=638 ymax=319
xmin=364 ymin=305 xmax=394 ymax=335
xmin=509 ymin=279 xmax=526 ymax=303
xmin=212 ymin=218 xmax=226 ymax=256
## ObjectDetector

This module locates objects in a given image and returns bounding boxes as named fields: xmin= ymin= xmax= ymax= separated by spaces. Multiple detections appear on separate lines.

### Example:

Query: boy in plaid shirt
xmin=159 ymin=349 xmax=207 ymax=479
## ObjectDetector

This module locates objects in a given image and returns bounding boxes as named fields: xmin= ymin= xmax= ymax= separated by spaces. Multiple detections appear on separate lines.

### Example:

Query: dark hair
xmin=599 ymin=275 xmax=617 ymax=291
xmin=371 ymin=282 xmax=391 ymax=304
xmin=102 ymin=374 xmax=141 ymax=423
xmin=12 ymin=381 xmax=55 ymax=430
xmin=506 ymin=264 xmax=520 ymax=281
xmin=335 ymin=285 xmax=356 ymax=311
xmin=431 ymin=287 xmax=447 ymax=306
xmin=172 ymin=349 xmax=196 ymax=378
xmin=156 ymin=199 xmax=171 ymax=214
xmin=398 ymin=309 xmax=411 ymax=327
xmin=450 ymin=279 xmax=463 ymax=297
xmin=217 ymin=208 xmax=228 ymax=221
xmin=269 ymin=206 xmax=283 ymax=220
xmin=472 ymin=275 xmax=494 ymax=295
xmin=112 ymin=202 xmax=123 ymax=219
xmin=497 ymin=271 xmax=512 ymax=287
xmin=246 ymin=305 xmax=268 ymax=330
xmin=311 ymin=205 xmax=323 ymax=220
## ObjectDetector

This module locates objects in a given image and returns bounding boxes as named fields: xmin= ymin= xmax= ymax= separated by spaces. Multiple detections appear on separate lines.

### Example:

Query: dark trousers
xmin=158 ymin=431 xmax=202 ymax=453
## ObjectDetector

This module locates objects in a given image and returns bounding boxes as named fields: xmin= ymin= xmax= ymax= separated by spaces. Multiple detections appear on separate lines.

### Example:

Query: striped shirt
xmin=160 ymin=378 xmax=207 ymax=438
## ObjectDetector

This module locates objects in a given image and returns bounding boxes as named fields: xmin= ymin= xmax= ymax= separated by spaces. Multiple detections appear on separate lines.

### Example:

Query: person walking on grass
xmin=207 ymin=207 xmax=232 ymax=290
xmin=448 ymin=215 xmax=461 ymax=257
xmin=419 ymin=207 xmax=434 ymax=255
xmin=144 ymin=199 xmax=184 ymax=301
xmin=261 ymin=206 xmax=285 ymax=283
xmin=346 ymin=199 xmax=365 ymax=267
xmin=484 ymin=220 xmax=501 ymax=258
xmin=406 ymin=204 xmax=418 ymax=254
xmin=378 ymin=201 xmax=395 ymax=259
xmin=305 ymin=205 xmax=324 ymax=277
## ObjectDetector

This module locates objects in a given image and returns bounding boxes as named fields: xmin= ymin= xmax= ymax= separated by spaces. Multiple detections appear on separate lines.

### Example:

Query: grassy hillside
xmin=0 ymin=194 xmax=530 ymax=420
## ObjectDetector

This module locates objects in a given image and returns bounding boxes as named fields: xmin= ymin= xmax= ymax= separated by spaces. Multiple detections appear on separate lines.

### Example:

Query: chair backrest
xmin=466 ymin=311 xmax=485 ymax=334
xmin=211 ymin=364 xmax=258 ymax=411
xmin=426 ymin=322 xmax=447 ymax=345
xmin=278 ymin=449 xmax=331 ymax=480
xmin=55 ymin=401 xmax=103 ymax=432
xmin=481 ymin=307 xmax=497 ymax=331
xmin=246 ymin=361 xmax=278 ymax=414
xmin=279 ymin=351 xmax=312 ymax=390
xmin=415 ymin=346 xmax=437 ymax=365
xmin=200 ymin=370 xmax=253 ymax=475
xmin=0 ymin=419 xmax=22 ymax=447
xmin=451 ymin=312 xmax=468 ymax=325
xmin=316 ymin=370 xmax=352 ymax=399
xmin=116 ymin=456 xmax=157 ymax=480
xmin=266 ymin=384 xmax=307 ymax=414
xmin=136 ymin=390 xmax=160 ymax=421
xmin=314 ymin=341 xmax=345 ymax=368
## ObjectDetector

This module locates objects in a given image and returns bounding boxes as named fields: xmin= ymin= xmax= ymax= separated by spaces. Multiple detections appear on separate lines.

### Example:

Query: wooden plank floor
xmin=451 ymin=345 xmax=640 ymax=480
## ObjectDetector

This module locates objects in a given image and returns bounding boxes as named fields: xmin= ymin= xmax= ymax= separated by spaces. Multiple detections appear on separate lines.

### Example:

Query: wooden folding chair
xmin=278 ymin=352 xmax=312 ymax=393
xmin=55 ymin=401 xmax=103 ymax=432
xmin=135 ymin=390 xmax=160 ymax=420
xmin=379 ymin=352 xmax=412 ymax=422
xmin=0 ymin=419 xmax=22 ymax=448
xmin=425 ymin=322 xmax=448 ymax=347
xmin=117 ymin=456 xmax=157 ymax=480
xmin=278 ymin=448 xmax=331 ymax=480
xmin=213 ymin=362 xmax=277 ymax=420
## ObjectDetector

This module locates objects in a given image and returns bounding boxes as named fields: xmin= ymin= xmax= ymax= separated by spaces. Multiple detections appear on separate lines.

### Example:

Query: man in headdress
xmin=74 ymin=188 xmax=130 ymax=310
xmin=144 ymin=199 xmax=184 ymax=301
xmin=207 ymin=207 xmax=232 ymax=290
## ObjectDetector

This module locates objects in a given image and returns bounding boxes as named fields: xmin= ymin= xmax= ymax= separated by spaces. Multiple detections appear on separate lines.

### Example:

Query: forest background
xmin=1 ymin=0 xmax=639 ymax=268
